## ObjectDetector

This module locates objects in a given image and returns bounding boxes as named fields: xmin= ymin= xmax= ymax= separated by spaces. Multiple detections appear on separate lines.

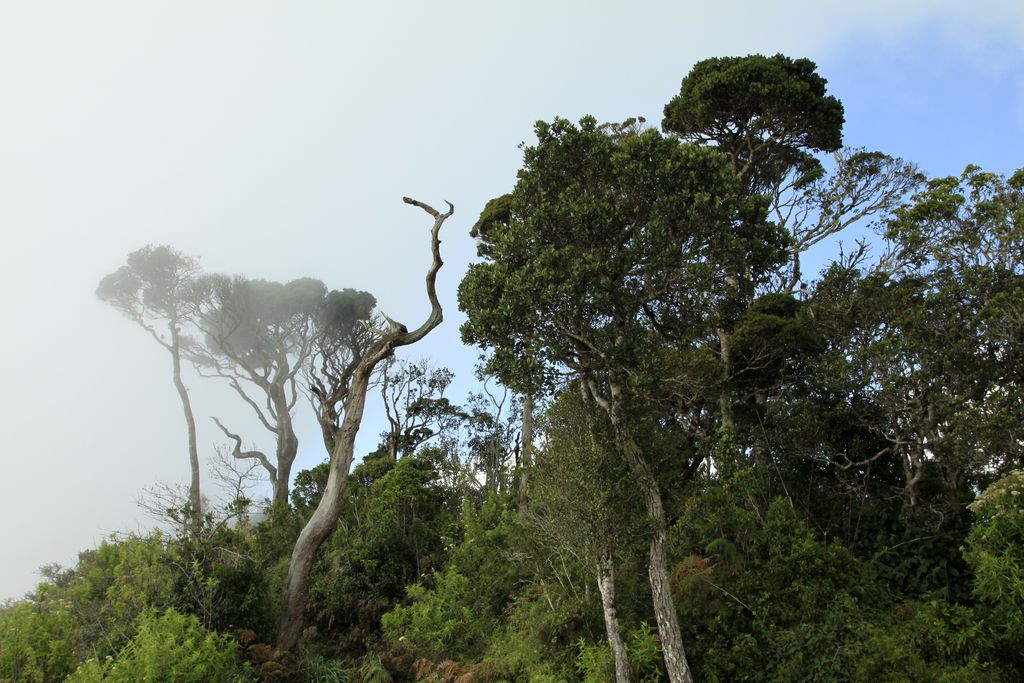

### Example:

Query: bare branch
xmin=210 ymin=416 xmax=278 ymax=485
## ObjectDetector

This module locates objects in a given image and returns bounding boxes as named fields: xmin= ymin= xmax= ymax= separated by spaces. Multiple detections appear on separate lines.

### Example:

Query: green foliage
xmin=358 ymin=654 xmax=392 ymax=683
xmin=68 ymin=533 xmax=178 ymax=658
xmin=663 ymin=54 xmax=844 ymax=193
xmin=965 ymin=469 xmax=1024 ymax=661
xmin=34 ymin=54 xmax=1024 ymax=682
xmin=298 ymin=653 xmax=349 ymax=683
xmin=459 ymin=115 xmax=785 ymax=394
xmin=66 ymin=608 xmax=249 ymax=682
xmin=0 ymin=593 xmax=80 ymax=683
xmin=305 ymin=448 xmax=455 ymax=651
xmin=381 ymin=567 xmax=492 ymax=661
xmin=382 ymin=496 xmax=521 ymax=663
xmin=532 ymin=389 xmax=646 ymax=563
xmin=575 ymin=640 xmax=614 ymax=683
xmin=293 ymin=462 xmax=332 ymax=510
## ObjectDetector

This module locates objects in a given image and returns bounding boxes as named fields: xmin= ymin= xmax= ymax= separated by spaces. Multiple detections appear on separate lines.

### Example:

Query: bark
xmin=276 ymin=197 xmax=451 ymax=652
xmin=277 ymin=354 xmax=384 ymax=650
xmin=605 ymin=381 xmax=694 ymax=683
xmin=170 ymin=323 xmax=202 ymax=519
xmin=211 ymin=416 xmax=278 ymax=497
xmin=271 ymin=385 xmax=298 ymax=506
xmin=596 ymin=552 xmax=632 ymax=683
xmin=717 ymin=326 xmax=735 ymax=434
xmin=629 ymin=440 xmax=694 ymax=683
xmin=517 ymin=393 xmax=534 ymax=516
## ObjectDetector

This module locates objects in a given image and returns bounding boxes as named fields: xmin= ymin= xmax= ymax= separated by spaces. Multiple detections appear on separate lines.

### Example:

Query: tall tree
xmin=191 ymin=275 xmax=326 ymax=506
xmin=97 ymin=245 xmax=206 ymax=519
xmin=277 ymin=197 xmax=452 ymax=652
xmin=663 ymin=54 xmax=846 ymax=432
xmin=471 ymin=195 xmax=543 ymax=514
xmin=662 ymin=53 xmax=844 ymax=195
xmin=460 ymin=117 xmax=785 ymax=682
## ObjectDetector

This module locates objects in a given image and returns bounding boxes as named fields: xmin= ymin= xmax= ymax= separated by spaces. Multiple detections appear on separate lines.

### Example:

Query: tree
xmin=532 ymin=388 xmax=645 ymax=682
xmin=767 ymin=148 xmax=922 ymax=294
xmin=97 ymin=246 xmax=207 ymax=519
xmin=462 ymin=373 xmax=521 ymax=497
xmin=459 ymin=117 xmax=784 ymax=682
xmin=662 ymin=53 xmax=844 ymax=195
xmin=378 ymin=357 xmax=461 ymax=461
xmin=276 ymin=197 xmax=452 ymax=652
xmin=663 ymin=54 xmax=848 ymax=433
xmin=192 ymin=275 xmax=326 ymax=506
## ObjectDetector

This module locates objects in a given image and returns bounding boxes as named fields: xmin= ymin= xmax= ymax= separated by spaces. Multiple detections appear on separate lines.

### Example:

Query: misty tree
xmin=191 ymin=275 xmax=326 ymax=506
xmin=277 ymin=197 xmax=452 ymax=652
xmin=97 ymin=245 xmax=207 ymax=519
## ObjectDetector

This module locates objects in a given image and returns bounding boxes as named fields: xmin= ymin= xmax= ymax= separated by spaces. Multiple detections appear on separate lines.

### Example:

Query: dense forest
xmin=2 ymin=55 xmax=1022 ymax=682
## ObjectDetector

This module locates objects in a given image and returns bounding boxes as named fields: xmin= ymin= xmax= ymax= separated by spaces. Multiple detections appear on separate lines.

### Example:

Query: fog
xmin=1 ymin=0 xmax=1022 ymax=600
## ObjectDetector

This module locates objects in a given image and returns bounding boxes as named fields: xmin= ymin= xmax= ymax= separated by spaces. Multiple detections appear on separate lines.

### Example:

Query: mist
xmin=1 ymin=0 xmax=1022 ymax=601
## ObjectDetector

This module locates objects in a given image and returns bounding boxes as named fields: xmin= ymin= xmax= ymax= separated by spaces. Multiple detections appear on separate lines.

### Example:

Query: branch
xmin=210 ymin=416 xmax=278 ymax=483
xmin=394 ymin=197 xmax=453 ymax=346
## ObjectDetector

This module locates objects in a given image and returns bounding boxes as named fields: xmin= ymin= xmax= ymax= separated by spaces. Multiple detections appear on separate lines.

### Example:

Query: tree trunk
xmin=630 ymin=442 xmax=694 ymax=683
xmin=170 ymin=325 xmax=202 ymax=519
xmin=717 ymin=326 xmax=735 ymax=434
xmin=272 ymin=387 xmax=298 ymax=507
xmin=517 ymin=393 xmax=534 ymax=516
xmin=596 ymin=552 xmax=632 ymax=683
xmin=277 ymin=359 xmax=378 ymax=651
xmin=276 ymin=196 xmax=451 ymax=652
xmin=605 ymin=380 xmax=693 ymax=683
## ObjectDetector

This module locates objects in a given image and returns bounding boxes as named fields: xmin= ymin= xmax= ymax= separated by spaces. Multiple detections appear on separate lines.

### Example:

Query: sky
xmin=0 ymin=1 xmax=1021 ymax=600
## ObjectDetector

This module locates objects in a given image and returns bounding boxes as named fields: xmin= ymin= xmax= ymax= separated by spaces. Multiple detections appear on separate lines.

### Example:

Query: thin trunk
xmin=517 ymin=393 xmax=534 ymax=516
xmin=717 ymin=327 xmax=735 ymax=434
xmin=273 ymin=394 xmax=298 ymax=507
xmin=170 ymin=324 xmax=202 ymax=518
xmin=596 ymin=552 xmax=632 ymax=683
xmin=606 ymin=380 xmax=693 ymax=683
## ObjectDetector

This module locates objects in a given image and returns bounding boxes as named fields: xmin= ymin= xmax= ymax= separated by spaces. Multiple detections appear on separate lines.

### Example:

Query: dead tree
xmin=276 ymin=197 xmax=452 ymax=651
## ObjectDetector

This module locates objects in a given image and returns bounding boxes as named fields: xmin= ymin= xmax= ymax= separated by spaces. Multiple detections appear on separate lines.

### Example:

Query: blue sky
xmin=0 ymin=1 xmax=1021 ymax=600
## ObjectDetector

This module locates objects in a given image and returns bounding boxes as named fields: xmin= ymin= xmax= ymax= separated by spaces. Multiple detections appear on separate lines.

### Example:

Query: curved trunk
xmin=277 ymin=358 xmax=379 ymax=651
xmin=596 ymin=552 xmax=632 ymax=683
xmin=170 ymin=324 xmax=202 ymax=519
xmin=276 ymin=197 xmax=451 ymax=652
xmin=272 ymin=387 xmax=298 ymax=507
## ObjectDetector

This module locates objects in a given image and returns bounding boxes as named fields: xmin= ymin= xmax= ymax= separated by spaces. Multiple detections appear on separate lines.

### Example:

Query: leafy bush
xmin=66 ymin=608 xmax=249 ymax=682
xmin=965 ymin=468 xmax=1024 ymax=667
xmin=0 ymin=592 xmax=80 ymax=682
